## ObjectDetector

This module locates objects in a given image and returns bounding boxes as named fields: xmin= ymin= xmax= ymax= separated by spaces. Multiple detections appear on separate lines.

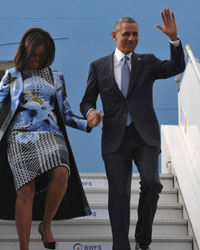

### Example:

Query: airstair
xmin=0 ymin=173 xmax=194 ymax=250
xmin=161 ymin=44 xmax=200 ymax=250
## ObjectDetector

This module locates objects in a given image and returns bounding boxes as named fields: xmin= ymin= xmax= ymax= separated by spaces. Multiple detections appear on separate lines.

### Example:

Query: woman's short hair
xmin=14 ymin=28 xmax=55 ymax=70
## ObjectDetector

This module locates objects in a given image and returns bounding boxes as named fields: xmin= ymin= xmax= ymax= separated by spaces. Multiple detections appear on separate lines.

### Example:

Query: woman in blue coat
xmin=0 ymin=28 xmax=91 ymax=250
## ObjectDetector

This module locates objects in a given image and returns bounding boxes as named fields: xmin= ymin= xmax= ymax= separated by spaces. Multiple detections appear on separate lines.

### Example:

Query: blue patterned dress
xmin=7 ymin=67 xmax=70 ymax=190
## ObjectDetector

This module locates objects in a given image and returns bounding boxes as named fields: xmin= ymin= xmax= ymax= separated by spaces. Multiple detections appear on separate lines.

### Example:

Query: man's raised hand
xmin=155 ymin=8 xmax=178 ymax=41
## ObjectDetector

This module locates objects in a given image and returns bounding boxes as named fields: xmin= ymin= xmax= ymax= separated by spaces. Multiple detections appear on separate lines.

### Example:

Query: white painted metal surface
xmin=161 ymin=44 xmax=200 ymax=250
xmin=161 ymin=126 xmax=200 ymax=246
xmin=177 ymin=45 xmax=200 ymax=182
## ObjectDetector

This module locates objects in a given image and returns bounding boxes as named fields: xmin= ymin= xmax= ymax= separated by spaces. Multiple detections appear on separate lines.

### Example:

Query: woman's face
xmin=27 ymin=44 xmax=46 ymax=70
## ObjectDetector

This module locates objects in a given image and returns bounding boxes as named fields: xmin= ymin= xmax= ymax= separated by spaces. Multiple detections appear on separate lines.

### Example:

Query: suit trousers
xmin=103 ymin=123 xmax=163 ymax=250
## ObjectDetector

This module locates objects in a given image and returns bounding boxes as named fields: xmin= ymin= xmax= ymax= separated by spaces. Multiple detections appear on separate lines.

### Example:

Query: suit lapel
xmin=127 ymin=53 xmax=143 ymax=96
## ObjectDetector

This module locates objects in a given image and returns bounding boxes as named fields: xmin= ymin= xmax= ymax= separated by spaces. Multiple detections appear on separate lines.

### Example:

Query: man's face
xmin=112 ymin=22 xmax=139 ymax=54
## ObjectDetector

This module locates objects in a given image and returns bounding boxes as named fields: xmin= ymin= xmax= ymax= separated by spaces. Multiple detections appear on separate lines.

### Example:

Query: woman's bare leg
xmin=40 ymin=166 xmax=68 ymax=242
xmin=15 ymin=180 xmax=35 ymax=250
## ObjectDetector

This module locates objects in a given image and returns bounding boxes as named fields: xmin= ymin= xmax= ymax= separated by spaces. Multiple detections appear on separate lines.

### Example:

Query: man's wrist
xmin=86 ymin=108 xmax=95 ymax=118
xmin=169 ymin=35 xmax=179 ymax=41
xmin=169 ymin=36 xmax=180 ymax=47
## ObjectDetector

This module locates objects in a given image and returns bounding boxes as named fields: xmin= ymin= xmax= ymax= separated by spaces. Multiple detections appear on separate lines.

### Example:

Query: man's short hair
xmin=114 ymin=17 xmax=138 ymax=32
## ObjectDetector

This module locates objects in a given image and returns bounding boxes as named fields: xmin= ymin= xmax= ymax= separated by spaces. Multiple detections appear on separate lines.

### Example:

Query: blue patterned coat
xmin=0 ymin=68 xmax=91 ymax=220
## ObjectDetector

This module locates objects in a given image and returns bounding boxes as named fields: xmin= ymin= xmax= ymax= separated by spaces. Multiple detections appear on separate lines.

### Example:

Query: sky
xmin=0 ymin=0 xmax=199 ymax=173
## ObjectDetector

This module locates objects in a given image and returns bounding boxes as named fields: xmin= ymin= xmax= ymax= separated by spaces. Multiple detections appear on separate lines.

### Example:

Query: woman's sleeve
xmin=61 ymin=75 xmax=91 ymax=133
xmin=0 ymin=71 xmax=11 ymax=117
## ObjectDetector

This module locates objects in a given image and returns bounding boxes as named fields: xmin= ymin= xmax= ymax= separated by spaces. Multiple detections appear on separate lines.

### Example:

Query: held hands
xmin=155 ymin=8 xmax=178 ymax=41
xmin=87 ymin=110 xmax=103 ymax=128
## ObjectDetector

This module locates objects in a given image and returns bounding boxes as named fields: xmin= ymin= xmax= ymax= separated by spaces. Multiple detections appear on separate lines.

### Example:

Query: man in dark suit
xmin=80 ymin=8 xmax=185 ymax=250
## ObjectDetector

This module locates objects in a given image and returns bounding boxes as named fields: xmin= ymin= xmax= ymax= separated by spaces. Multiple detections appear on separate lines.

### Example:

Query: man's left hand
xmin=155 ymin=8 xmax=178 ymax=41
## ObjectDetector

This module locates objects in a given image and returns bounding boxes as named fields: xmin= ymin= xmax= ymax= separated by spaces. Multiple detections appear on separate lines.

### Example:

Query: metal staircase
xmin=0 ymin=173 xmax=193 ymax=250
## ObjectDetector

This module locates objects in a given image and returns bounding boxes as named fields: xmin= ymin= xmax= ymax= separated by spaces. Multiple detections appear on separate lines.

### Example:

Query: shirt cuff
xmin=169 ymin=37 xmax=180 ymax=47
xmin=86 ymin=108 xmax=95 ymax=118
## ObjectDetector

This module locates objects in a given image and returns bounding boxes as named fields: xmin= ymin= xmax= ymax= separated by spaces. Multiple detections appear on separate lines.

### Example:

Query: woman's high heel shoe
xmin=38 ymin=223 xmax=56 ymax=249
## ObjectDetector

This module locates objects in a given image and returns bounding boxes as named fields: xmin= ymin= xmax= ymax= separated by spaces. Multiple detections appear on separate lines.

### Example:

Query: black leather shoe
xmin=135 ymin=242 xmax=151 ymax=250
xmin=38 ymin=223 xmax=56 ymax=249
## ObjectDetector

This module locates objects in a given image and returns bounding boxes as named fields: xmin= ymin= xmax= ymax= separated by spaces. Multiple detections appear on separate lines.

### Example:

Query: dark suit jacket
xmin=80 ymin=43 xmax=185 ymax=156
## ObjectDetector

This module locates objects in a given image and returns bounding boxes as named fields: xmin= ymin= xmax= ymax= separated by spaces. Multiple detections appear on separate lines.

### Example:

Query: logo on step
xmin=73 ymin=243 xmax=83 ymax=250
xmin=73 ymin=243 xmax=102 ymax=250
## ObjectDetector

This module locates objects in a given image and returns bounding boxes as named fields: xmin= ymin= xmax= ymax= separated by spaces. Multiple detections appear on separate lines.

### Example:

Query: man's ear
xmin=111 ymin=32 xmax=116 ymax=40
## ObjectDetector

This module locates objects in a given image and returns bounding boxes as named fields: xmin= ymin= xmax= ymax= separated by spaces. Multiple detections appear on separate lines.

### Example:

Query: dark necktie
xmin=121 ymin=56 xmax=132 ymax=126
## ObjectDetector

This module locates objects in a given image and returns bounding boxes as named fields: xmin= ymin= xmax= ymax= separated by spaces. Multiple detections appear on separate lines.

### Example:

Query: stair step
xmin=84 ymin=188 xmax=178 ymax=204
xmin=0 ymin=173 xmax=194 ymax=250
xmin=86 ymin=203 xmax=183 ymax=220
xmin=0 ymin=219 xmax=188 ymax=237
xmin=81 ymin=173 xmax=174 ymax=189
xmin=0 ymin=235 xmax=193 ymax=250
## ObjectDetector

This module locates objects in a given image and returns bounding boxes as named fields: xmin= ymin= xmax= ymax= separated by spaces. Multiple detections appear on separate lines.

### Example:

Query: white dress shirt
xmin=113 ymin=39 xmax=180 ymax=90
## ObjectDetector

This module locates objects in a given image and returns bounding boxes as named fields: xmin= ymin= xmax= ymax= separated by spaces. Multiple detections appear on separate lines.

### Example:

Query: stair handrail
xmin=175 ymin=44 xmax=200 ymax=249
xmin=175 ymin=44 xmax=200 ymax=84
